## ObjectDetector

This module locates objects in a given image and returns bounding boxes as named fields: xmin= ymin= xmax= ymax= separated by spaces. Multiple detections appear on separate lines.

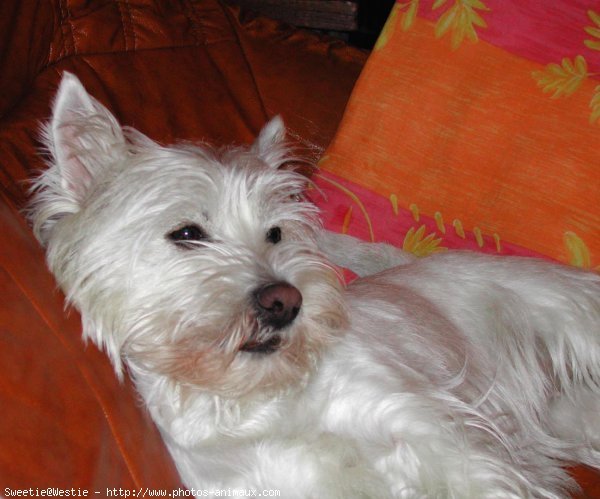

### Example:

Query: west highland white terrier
xmin=29 ymin=73 xmax=600 ymax=498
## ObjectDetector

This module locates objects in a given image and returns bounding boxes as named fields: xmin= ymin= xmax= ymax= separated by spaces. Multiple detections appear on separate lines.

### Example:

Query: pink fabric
xmin=311 ymin=171 xmax=542 ymax=261
xmin=416 ymin=0 xmax=600 ymax=69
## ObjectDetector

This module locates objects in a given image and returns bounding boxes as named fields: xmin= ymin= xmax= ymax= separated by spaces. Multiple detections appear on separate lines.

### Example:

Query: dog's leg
xmin=318 ymin=231 xmax=415 ymax=277
xmin=381 ymin=252 xmax=600 ymax=471
xmin=334 ymin=254 xmax=600 ymax=496
xmin=170 ymin=434 xmax=390 ymax=499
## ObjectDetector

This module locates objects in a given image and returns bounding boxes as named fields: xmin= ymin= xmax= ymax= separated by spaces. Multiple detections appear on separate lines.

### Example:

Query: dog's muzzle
xmin=240 ymin=282 xmax=303 ymax=354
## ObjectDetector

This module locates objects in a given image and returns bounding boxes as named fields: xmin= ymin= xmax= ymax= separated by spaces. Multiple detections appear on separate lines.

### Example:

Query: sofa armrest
xmin=0 ymin=193 xmax=183 ymax=488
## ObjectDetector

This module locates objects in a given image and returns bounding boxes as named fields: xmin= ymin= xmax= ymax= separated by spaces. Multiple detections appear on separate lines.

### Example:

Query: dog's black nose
xmin=254 ymin=282 xmax=302 ymax=330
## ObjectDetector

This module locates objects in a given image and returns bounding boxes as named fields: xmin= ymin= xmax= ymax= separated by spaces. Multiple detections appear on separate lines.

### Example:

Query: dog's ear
xmin=252 ymin=115 xmax=288 ymax=167
xmin=47 ymin=72 xmax=126 ymax=203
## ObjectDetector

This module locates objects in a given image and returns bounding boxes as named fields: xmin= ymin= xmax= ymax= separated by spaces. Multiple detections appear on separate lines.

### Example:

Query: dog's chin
xmin=128 ymin=310 xmax=346 ymax=399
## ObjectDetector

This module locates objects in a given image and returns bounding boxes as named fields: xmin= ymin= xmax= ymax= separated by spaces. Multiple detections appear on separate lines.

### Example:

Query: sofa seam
xmin=219 ymin=4 xmax=269 ymax=122
xmin=44 ymin=0 xmax=250 ymax=70
xmin=58 ymin=0 xmax=76 ymax=59
xmin=115 ymin=0 xmax=130 ymax=51
xmin=181 ymin=0 xmax=207 ymax=46
xmin=126 ymin=0 xmax=138 ymax=50
xmin=65 ymin=0 xmax=78 ymax=55
xmin=40 ymin=40 xmax=235 ymax=75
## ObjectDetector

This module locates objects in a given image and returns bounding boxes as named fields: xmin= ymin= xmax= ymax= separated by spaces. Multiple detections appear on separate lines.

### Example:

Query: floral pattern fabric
xmin=315 ymin=0 xmax=599 ymax=270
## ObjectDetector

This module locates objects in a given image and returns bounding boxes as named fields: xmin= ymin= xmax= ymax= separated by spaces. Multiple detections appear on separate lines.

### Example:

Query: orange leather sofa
xmin=0 ymin=0 xmax=365 ymax=489
xmin=1 ymin=1 xmax=598 ymax=497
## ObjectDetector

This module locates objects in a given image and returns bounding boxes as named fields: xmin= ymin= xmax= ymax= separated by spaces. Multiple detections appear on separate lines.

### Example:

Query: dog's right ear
xmin=252 ymin=115 xmax=289 ymax=168
xmin=47 ymin=72 xmax=126 ymax=203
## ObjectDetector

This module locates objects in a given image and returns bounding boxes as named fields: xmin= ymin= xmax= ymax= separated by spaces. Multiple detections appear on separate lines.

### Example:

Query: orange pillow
xmin=314 ymin=0 xmax=599 ymax=269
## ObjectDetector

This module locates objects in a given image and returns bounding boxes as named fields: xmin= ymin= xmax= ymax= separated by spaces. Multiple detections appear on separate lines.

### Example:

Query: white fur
xmin=30 ymin=73 xmax=600 ymax=498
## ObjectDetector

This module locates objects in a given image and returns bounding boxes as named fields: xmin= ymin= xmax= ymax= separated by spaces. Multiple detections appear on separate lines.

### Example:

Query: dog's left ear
xmin=47 ymin=72 xmax=127 ymax=204
xmin=252 ymin=115 xmax=288 ymax=167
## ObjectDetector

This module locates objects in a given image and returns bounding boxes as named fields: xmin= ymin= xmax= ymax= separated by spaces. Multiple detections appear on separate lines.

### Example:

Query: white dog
xmin=30 ymin=73 xmax=600 ymax=498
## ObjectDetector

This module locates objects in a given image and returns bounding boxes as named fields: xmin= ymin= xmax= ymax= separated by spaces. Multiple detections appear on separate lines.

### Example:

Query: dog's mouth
xmin=239 ymin=334 xmax=282 ymax=354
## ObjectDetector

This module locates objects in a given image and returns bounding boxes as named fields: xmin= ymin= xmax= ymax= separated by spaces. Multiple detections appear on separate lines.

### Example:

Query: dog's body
xmin=29 ymin=73 xmax=600 ymax=498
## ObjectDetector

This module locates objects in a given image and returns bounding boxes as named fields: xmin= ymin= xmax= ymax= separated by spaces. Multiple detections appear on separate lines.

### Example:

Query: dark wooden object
xmin=226 ymin=0 xmax=359 ymax=31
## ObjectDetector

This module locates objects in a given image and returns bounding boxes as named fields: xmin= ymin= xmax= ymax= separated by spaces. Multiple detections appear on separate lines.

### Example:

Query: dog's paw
xmin=318 ymin=231 xmax=415 ymax=277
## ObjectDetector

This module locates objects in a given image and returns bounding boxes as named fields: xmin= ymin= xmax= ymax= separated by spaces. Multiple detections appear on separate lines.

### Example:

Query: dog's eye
xmin=266 ymin=227 xmax=282 ymax=244
xmin=167 ymin=224 xmax=208 ymax=248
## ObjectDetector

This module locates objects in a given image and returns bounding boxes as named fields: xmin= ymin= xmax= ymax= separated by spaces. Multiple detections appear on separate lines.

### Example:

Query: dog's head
xmin=30 ymin=73 xmax=347 ymax=397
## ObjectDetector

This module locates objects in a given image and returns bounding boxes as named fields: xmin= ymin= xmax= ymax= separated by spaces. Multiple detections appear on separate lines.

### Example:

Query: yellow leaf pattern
xmin=493 ymin=234 xmax=502 ymax=253
xmin=453 ymin=219 xmax=466 ymax=239
xmin=434 ymin=212 xmax=446 ymax=234
xmin=533 ymin=11 xmax=600 ymax=125
xmin=434 ymin=0 xmax=490 ymax=50
xmin=374 ymin=3 xmax=401 ymax=51
xmin=532 ymin=10 xmax=600 ymax=124
xmin=402 ymin=225 xmax=447 ymax=257
xmin=326 ymin=5 xmax=599 ymax=270
xmin=473 ymin=227 xmax=485 ymax=247
xmin=398 ymin=0 xmax=420 ymax=32
xmin=319 ymin=178 xmax=596 ymax=268
xmin=584 ymin=10 xmax=600 ymax=51
xmin=564 ymin=231 xmax=592 ymax=269
xmin=590 ymin=85 xmax=600 ymax=124
xmin=410 ymin=203 xmax=420 ymax=222
xmin=532 ymin=56 xmax=589 ymax=98
xmin=390 ymin=194 xmax=399 ymax=215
